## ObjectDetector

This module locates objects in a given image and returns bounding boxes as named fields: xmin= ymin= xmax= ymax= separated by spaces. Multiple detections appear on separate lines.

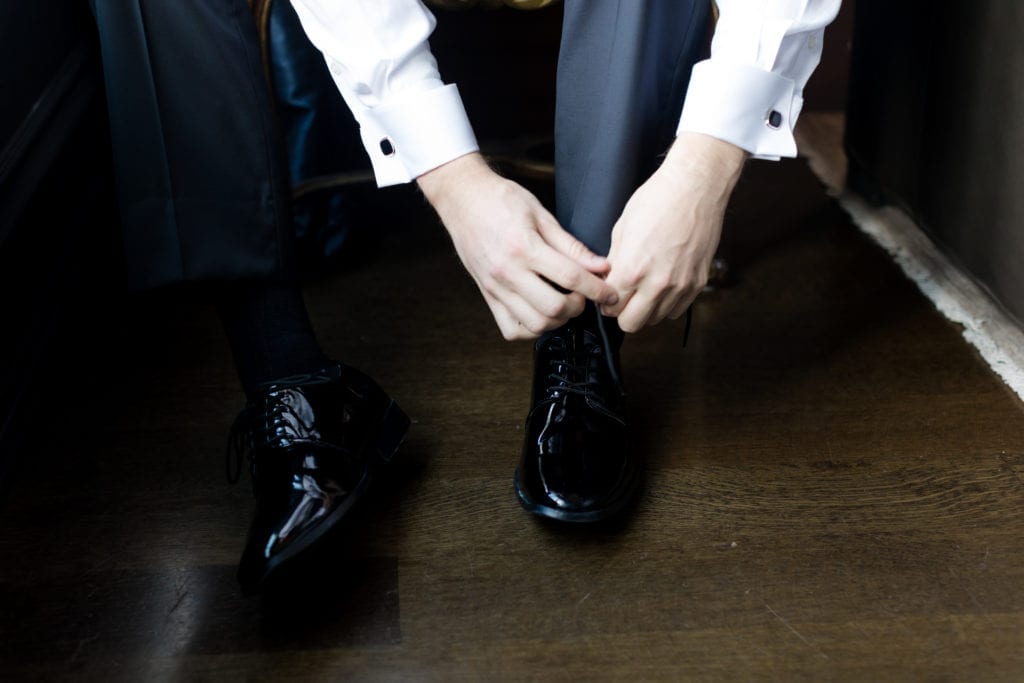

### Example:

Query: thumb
xmin=537 ymin=215 xmax=609 ymax=274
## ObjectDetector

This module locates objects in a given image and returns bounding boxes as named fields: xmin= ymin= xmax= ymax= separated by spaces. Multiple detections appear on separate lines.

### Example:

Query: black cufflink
xmin=379 ymin=138 xmax=395 ymax=156
xmin=766 ymin=110 xmax=783 ymax=129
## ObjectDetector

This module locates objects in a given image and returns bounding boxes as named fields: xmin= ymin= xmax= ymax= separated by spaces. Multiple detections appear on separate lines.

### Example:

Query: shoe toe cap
xmin=517 ymin=429 xmax=636 ymax=519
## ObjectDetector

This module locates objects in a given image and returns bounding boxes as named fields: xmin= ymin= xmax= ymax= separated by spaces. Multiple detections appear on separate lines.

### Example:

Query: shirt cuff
xmin=677 ymin=59 xmax=803 ymax=161
xmin=355 ymin=83 xmax=479 ymax=187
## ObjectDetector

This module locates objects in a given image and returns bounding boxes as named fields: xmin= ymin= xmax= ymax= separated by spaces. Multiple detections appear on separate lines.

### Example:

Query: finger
xmin=500 ymin=290 xmax=557 ymax=339
xmin=530 ymin=242 xmax=620 ymax=306
xmin=651 ymin=286 xmax=687 ymax=326
xmin=649 ymin=277 xmax=705 ymax=328
xmin=662 ymin=267 xmax=706 ymax=321
xmin=484 ymin=289 xmax=550 ymax=342
xmin=599 ymin=284 xmax=634 ymax=318
xmin=616 ymin=291 xmax=660 ymax=334
xmin=601 ymin=264 xmax=640 ymax=317
xmin=667 ymin=295 xmax=691 ymax=321
xmin=481 ymin=291 xmax=526 ymax=341
xmin=535 ymin=215 xmax=610 ymax=275
xmin=513 ymin=274 xmax=586 ymax=323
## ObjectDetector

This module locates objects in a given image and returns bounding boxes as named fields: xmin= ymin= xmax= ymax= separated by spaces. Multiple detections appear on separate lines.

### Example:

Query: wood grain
xmin=2 ymin=159 xmax=1023 ymax=681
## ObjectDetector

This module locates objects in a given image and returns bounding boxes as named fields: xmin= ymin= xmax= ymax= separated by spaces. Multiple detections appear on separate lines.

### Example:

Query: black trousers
xmin=92 ymin=0 xmax=708 ymax=288
xmin=91 ymin=0 xmax=294 ymax=289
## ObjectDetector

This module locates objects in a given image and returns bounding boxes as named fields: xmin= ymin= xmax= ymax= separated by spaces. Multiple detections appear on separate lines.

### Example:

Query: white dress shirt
xmin=290 ymin=0 xmax=841 ymax=187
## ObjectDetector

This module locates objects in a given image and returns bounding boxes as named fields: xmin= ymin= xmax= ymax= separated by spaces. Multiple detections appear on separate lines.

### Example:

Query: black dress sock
xmin=216 ymin=281 xmax=333 ymax=398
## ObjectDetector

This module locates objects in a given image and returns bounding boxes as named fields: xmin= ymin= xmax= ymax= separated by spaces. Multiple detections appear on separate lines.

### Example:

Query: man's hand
xmin=601 ymin=132 xmax=747 ymax=333
xmin=418 ymin=153 xmax=619 ymax=341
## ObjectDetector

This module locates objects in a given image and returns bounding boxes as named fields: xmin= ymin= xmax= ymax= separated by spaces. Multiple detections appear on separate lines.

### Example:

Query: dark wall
xmin=805 ymin=0 xmax=855 ymax=111
xmin=846 ymin=1 xmax=1024 ymax=325
xmin=0 ymin=1 xmax=85 ymax=146
xmin=0 ymin=2 xmax=119 ymax=499
xmin=430 ymin=4 xmax=564 ymax=140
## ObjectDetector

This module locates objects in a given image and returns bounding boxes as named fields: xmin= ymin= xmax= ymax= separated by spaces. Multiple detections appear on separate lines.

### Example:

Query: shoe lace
xmin=595 ymin=307 xmax=622 ymax=390
xmin=544 ymin=357 xmax=599 ymax=399
xmin=224 ymin=393 xmax=317 ymax=486
xmin=543 ymin=312 xmax=621 ymax=403
xmin=543 ymin=305 xmax=693 ymax=402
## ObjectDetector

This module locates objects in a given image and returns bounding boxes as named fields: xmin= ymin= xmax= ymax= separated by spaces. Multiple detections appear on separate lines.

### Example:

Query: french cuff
xmin=357 ymin=83 xmax=479 ymax=187
xmin=677 ymin=60 xmax=802 ymax=161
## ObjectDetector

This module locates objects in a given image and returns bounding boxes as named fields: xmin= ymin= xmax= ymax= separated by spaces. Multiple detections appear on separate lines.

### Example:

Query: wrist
xmin=662 ymin=132 xmax=747 ymax=199
xmin=416 ymin=151 xmax=493 ymax=211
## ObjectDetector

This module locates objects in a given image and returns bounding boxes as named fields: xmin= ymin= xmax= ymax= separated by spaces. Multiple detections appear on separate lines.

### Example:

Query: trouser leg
xmin=90 ymin=0 xmax=294 ymax=289
xmin=91 ymin=0 xmax=329 ymax=394
xmin=555 ymin=0 xmax=710 ymax=255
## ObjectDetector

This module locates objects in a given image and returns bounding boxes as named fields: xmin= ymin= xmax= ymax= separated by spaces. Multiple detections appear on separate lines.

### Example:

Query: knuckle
xmin=680 ymin=281 xmax=700 ymax=301
xmin=488 ymin=259 xmax=510 ymax=283
xmin=480 ymin=279 xmax=500 ymax=298
xmin=503 ymin=236 xmax=527 ymax=261
xmin=620 ymin=268 xmax=642 ymax=288
xmin=543 ymin=298 xmax=566 ymax=319
xmin=653 ymin=275 xmax=673 ymax=294
xmin=567 ymin=238 xmax=588 ymax=260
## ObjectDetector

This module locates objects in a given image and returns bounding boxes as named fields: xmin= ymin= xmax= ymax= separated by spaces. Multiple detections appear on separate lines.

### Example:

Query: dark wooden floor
xmin=3 ymin=158 xmax=1024 ymax=681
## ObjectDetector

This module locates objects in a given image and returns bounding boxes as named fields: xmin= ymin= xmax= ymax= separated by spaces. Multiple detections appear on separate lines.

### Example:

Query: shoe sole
xmin=512 ymin=467 xmax=641 ymax=524
xmin=240 ymin=396 xmax=410 ymax=594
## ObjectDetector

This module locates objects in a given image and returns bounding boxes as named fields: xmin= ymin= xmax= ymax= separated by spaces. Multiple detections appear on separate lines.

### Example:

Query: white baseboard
xmin=796 ymin=112 xmax=1024 ymax=403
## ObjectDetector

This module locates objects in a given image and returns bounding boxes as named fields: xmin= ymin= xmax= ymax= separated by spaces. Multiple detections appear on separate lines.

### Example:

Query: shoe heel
xmin=372 ymin=400 xmax=410 ymax=463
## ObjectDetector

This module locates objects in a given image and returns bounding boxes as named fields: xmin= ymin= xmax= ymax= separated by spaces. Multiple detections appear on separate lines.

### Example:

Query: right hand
xmin=418 ymin=153 xmax=619 ymax=341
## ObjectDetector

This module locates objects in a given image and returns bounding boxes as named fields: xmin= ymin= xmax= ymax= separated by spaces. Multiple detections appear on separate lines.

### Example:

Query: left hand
xmin=600 ymin=132 xmax=747 ymax=333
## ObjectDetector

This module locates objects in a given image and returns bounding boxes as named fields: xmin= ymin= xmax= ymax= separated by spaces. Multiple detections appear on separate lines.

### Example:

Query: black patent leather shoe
xmin=514 ymin=308 xmax=639 ymax=523
xmin=227 ymin=364 xmax=409 ymax=593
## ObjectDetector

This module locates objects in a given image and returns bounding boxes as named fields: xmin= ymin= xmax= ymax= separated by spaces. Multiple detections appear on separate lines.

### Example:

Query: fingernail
xmin=604 ymin=293 xmax=619 ymax=306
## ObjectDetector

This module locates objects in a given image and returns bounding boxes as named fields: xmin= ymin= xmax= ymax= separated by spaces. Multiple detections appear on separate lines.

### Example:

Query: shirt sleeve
xmin=289 ymin=0 xmax=480 ymax=186
xmin=677 ymin=0 xmax=842 ymax=160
